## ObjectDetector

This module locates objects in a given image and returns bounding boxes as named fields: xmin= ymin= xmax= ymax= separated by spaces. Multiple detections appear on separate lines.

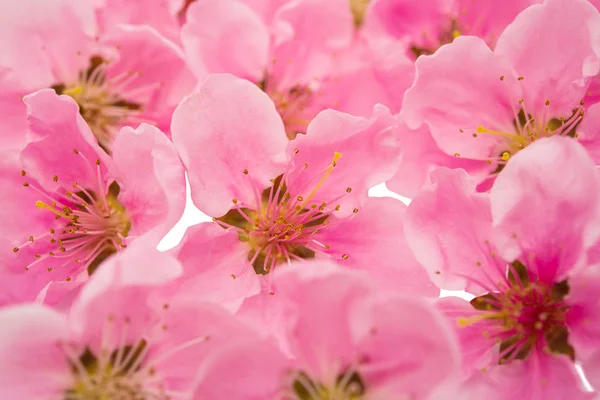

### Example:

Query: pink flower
xmin=0 ymin=0 xmax=194 ymax=151
xmin=181 ymin=0 xmax=415 ymax=139
xmin=192 ymin=262 xmax=460 ymax=399
xmin=368 ymin=0 xmax=540 ymax=57
xmin=405 ymin=137 xmax=600 ymax=398
xmin=0 ymin=90 xmax=185 ymax=306
xmin=171 ymin=74 xmax=436 ymax=297
xmin=400 ymin=0 xmax=600 ymax=187
xmin=0 ymin=241 xmax=255 ymax=400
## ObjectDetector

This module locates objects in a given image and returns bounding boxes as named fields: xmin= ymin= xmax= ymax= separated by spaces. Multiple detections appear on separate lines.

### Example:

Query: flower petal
xmin=0 ymin=304 xmax=72 ymax=399
xmin=401 ymin=36 xmax=522 ymax=160
xmin=491 ymin=137 xmax=600 ymax=282
xmin=171 ymin=74 xmax=288 ymax=217
xmin=181 ymin=0 xmax=270 ymax=82
xmin=405 ymin=168 xmax=499 ymax=294
xmin=495 ymin=0 xmax=600 ymax=117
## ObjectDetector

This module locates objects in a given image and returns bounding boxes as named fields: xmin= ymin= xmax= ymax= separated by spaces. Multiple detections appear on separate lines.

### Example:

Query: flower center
xmin=16 ymin=159 xmax=130 ymax=278
xmin=290 ymin=370 xmax=366 ymax=400
xmin=350 ymin=0 xmax=370 ymax=27
xmin=52 ymin=56 xmax=144 ymax=152
xmin=215 ymin=152 xmax=355 ymax=277
xmin=258 ymin=79 xmax=315 ymax=140
xmin=410 ymin=19 xmax=461 ymax=58
xmin=64 ymin=340 xmax=153 ymax=400
xmin=474 ymin=102 xmax=583 ymax=168
xmin=460 ymin=261 xmax=573 ymax=364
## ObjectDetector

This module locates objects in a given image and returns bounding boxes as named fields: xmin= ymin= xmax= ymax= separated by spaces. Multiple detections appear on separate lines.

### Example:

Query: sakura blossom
xmin=406 ymin=137 xmax=600 ymax=398
xmin=0 ymin=90 xmax=185 ymax=306
xmin=171 ymin=73 xmax=436 ymax=297
xmin=401 ymin=0 xmax=600 ymax=187
xmin=192 ymin=262 xmax=460 ymax=400
xmin=0 ymin=0 xmax=599 ymax=398
xmin=0 ymin=0 xmax=194 ymax=152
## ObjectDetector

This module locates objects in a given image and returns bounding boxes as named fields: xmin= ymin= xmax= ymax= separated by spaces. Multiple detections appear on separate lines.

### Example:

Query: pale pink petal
xmin=110 ymin=123 xmax=186 ymax=243
xmin=437 ymin=297 xmax=497 ymax=375
xmin=316 ymin=197 xmax=439 ymax=296
xmin=169 ymin=222 xmax=261 ymax=311
xmin=491 ymin=137 xmax=600 ymax=282
xmin=171 ymin=74 xmax=288 ymax=217
xmin=182 ymin=0 xmax=270 ymax=82
xmin=100 ymin=24 xmax=196 ymax=134
xmin=401 ymin=36 xmax=522 ymax=160
xmin=387 ymin=124 xmax=492 ymax=198
xmin=495 ymin=0 xmax=600 ymax=117
xmin=94 ymin=0 xmax=181 ymax=42
xmin=352 ymin=294 xmax=460 ymax=399
xmin=461 ymin=353 xmax=591 ymax=400
xmin=145 ymin=301 xmax=257 ymax=395
xmin=274 ymin=263 xmax=374 ymax=382
xmin=565 ymin=266 xmax=600 ymax=351
xmin=405 ymin=168 xmax=500 ymax=294
xmin=21 ymin=89 xmax=113 ymax=192
xmin=0 ymin=305 xmax=72 ymax=399
xmin=269 ymin=0 xmax=353 ymax=87
xmin=69 ymin=239 xmax=182 ymax=349
xmin=0 ymin=0 xmax=97 ymax=89
xmin=577 ymin=103 xmax=600 ymax=164
xmin=288 ymin=105 xmax=402 ymax=218
xmin=193 ymin=337 xmax=290 ymax=400
xmin=456 ymin=0 xmax=541 ymax=47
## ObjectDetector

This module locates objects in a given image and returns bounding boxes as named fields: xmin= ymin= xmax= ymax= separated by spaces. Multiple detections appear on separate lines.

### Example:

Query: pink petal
xmin=565 ymin=266 xmax=600 ymax=353
xmin=0 ymin=305 xmax=72 ymax=399
xmin=352 ymin=294 xmax=460 ymax=399
xmin=110 ymin=123 xmax=186 ymax=243
xmin=193 ymin=337 xmax=290 ymax=400
xmin=405 ymin=168 xmax=500 ymax=294
xmin=94 ymin=0 xmax=181 ymax=42
xmin=21 ymin=89 xmax=113 ymax=192
xmin=491 ymin=137 xmax=600 ymax=283
xmin=387 ymin=124 xmax=492 ymax=198
xmin=0 ymin=0 xmax=97 ymax=89
xmin=401 ymin=36 xmax=522 ymax=160
xmin=181 ymin=0 xmax=270 ymax=82
xmin=495 ymin=0 xmax=600 ymax=118
xmin=269 ymin=0 xmax=353 ymax=88
xmin=288 ymin=105 xmax=402 ymax=218
xmin=577 ymin=103 xmax=600 ymax=164
xmin=171 ymin=74 xmax=288 ymax=217
xmin=100 ymin=24 xmax=196 ymax=133
xmin=169 ymin=222 xmax=261 ymax=311
xmin=145 ymin=301 xmax=257 ymax=395
xmin=456 ymin=0 xmax=541 ymax=47
xmin=316 ymin=197 xmax=439 ymax=296
xmin=461 ymin=353 xmax=591 ymax=400
xmin=366 ymin=0 xmax=455 ymax=47
xmin=274 ymin=263 xmax=374 ymax=382
xmin=69 ymin=238 xmax=182 ymax=349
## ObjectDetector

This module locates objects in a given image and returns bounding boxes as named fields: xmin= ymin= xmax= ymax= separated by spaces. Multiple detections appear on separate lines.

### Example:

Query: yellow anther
xmin=342 ymin=254 xmax=349 ymax=260
xmin=243 ymin=169 xmax=248 ymax=174
xmin=501 ymin=152 xmax=511 ymax=161
xmin=451 ymin=30 xmax=461 ymax=38
xmin=63 ymin=86 xmax=83 ymax=97
xmin=20 ymin=170 xmax=26 ymax=176
xmin=298 ymin=152 xmax=342 ymax=210
xmin=346 ymin=187 xmax=352 ymax=193
xmin=500 ymin=76 xmax=505 ymax=81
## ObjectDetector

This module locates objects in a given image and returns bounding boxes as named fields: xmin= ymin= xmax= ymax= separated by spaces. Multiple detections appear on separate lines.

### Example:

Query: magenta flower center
xmin=16 ymin=160 xmax=130 ymax=278
xmin=461 ymin=262 xmax=573 ymax=364
xmin=216 ymin=151 xmax=354 ymax=276
xmin=53 ymin=56 xmax=148 ymax=151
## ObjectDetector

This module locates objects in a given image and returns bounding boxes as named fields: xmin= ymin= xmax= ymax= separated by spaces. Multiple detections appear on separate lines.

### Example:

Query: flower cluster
xmin=1 ymin=0 xmax=600 ymax=398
